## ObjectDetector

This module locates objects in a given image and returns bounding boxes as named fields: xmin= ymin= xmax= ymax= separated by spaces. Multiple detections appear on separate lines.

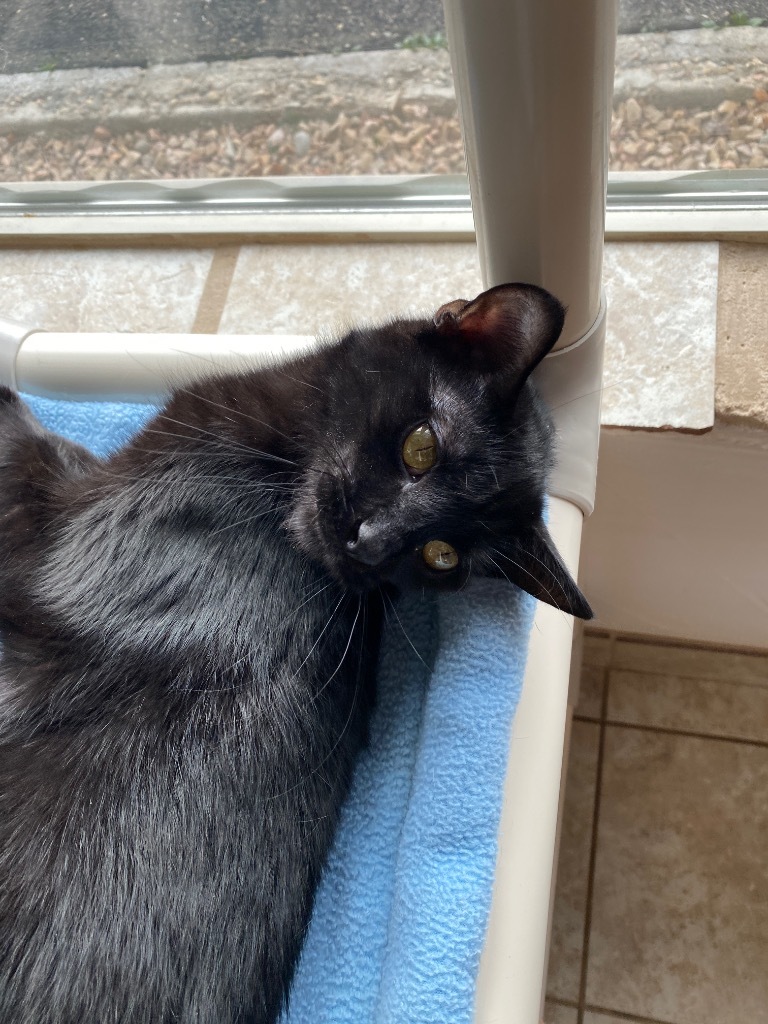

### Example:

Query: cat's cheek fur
xmin=286 ymin=468 xmax=343 ymax=578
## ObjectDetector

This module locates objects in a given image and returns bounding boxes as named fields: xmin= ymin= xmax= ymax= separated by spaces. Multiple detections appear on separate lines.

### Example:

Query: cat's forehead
xmin=330 ymin=324 xmax=494 ymax=445
xmin=428 ymin=371 xmax=490 ymax=451
xmin=429 ymin=369 xmax=482 ymax=417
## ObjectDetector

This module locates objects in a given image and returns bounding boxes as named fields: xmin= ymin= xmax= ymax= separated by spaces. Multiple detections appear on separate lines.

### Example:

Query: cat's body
xmin=0 ymin=284 xmax=591 ymax=1024
xmin=0 ymin=377 xmax=373 ymax=1024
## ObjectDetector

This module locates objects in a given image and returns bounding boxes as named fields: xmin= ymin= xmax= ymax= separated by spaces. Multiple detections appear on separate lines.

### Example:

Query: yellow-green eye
xmin=402 ymin=423 xmax=437 ymax=474
xmin=422 ymin=540 xmax=459 ymax=571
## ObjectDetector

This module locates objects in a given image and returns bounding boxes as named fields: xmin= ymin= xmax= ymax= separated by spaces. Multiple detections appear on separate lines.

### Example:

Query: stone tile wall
xmin=2 ymin=239 xmax=749 ymax=431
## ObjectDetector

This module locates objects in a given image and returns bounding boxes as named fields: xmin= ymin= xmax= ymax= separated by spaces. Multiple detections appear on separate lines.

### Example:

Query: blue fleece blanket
xmin=24 ymin=394 xmax=535 ymax=1024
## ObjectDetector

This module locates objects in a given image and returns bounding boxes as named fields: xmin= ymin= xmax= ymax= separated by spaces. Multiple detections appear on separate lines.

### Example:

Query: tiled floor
xmin=545 ymin=631 xmax=768 ymax=1024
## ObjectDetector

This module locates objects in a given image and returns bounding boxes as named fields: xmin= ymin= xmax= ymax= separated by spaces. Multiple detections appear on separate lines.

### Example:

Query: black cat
xmin=0 ymin=283 xmax=591 ymax=1024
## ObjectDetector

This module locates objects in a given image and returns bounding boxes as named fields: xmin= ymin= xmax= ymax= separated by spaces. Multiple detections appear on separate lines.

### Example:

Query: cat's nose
xmin=345 ymin=520 xmax=389 ymax=567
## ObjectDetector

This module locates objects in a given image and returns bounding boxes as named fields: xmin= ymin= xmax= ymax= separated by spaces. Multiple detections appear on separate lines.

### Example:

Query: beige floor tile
xmin=575 ymin=665 xmax=605 ymax=720
xmin=608 ymin=669 xmax=768 ymax=742
xmin=613 ymin=640 xmax=768 ymax=688
xmin=587 ymin=726 xmax=768 ymax=1024
xmin=1 ymin=248 xmax=213 ymax=333
xmin=547 ymin=721 xmax=600 ymax=1003
xmin=602 ymin=242 xmax=718 ymax=429
xmin=219 ymin=242 xmax=483 ymax=336
xmin=544 ymin=1000 xmax=579 ymax=1024
xmin=582 ymin=633 xmax=612 ymax=669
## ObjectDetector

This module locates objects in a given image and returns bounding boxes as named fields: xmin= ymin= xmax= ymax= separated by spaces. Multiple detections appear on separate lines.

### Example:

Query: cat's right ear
xmin=431 ymin=283 xmax=565 ymax=388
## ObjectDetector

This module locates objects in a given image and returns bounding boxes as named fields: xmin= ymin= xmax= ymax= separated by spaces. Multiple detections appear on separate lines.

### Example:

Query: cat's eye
xmin=422 ymin=540 xmax=459 ymax=572
xmin=402 ymin=423 xmax=437 ymax=474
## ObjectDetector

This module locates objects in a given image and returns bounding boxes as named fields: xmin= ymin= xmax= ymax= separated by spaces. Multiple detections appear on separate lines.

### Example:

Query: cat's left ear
xmin=432 ymin=283 xmax=565 ymax=383
xmin=486 ymin=519 xmax=593 ymax=620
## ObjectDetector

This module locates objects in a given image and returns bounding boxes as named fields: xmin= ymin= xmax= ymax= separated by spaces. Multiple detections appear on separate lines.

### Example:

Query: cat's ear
xmin=0 ymin=387 xmax=97 ymax=478
xmin=485 ymin=518 xmax=593 ymax=620
xmin=0 ymin=387 xmax=98 ymax=537
xmin=432 ymin=283 xmax=565 ymax=381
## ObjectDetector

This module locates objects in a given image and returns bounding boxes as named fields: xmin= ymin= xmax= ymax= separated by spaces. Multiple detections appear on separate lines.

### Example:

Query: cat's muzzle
xmin=344 ymin=520 xmax=390 ymax=568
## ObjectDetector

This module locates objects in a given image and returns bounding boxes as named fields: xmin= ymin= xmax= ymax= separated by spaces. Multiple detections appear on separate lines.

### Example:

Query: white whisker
xmin=384 ymin=590 xmax=428 ymax=668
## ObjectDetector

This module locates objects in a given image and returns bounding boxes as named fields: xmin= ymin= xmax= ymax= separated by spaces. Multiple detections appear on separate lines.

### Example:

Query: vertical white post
xmin=442 ymin=2 xmax=617 ymax=1021
xmin=443 ymin=0 xmax=616 ymax=347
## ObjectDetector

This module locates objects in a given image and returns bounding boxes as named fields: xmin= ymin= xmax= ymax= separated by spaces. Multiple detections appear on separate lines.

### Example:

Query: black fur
xmin=0 ymin=284 xmax=591 ymax=1024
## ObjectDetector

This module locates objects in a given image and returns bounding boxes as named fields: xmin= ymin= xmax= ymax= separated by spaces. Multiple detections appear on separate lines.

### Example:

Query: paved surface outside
xmin=0 ymin=0 xmax=766 ymax=75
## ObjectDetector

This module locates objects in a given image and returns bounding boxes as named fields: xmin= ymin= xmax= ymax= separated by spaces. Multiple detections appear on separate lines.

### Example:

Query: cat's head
xmin=289 ymin=283 xmax=592 ymax=619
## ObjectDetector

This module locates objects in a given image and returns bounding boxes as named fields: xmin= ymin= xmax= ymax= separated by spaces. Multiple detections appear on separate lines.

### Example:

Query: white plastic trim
xmin=0 ymin=316 xmax=38 ymax=391
xmin=15 ymin=332 xmax=316 ymax=403
xmin=442 ymin=1 xmax=615 ymax=348
xmin=2 ymin=173 xmax=768 ymax=243
xmin=474 ymin=496 xmax=583 ymax=1024
xmin=441 ymin=2 xmax=615 ymax=1023
xmin=534 ymin=297 xmax=607 ymax=517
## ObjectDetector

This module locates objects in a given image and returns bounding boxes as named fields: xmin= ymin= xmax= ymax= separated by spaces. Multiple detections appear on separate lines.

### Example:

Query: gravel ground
xmin=0 ymin=107 xmax=464 ymax=180
xmin=2 ymin=92 xmax=768 ymax=181
xmin=611 ymin=92 xmax=768 ymax=170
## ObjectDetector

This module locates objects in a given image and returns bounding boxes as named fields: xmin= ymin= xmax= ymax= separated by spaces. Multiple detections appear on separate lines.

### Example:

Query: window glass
xmin=0 ymin=1 xmax=765 ymax=184
xmin=612 ymin=2 xmax=768 ymax=172
xmin=0 ymin=0 xmax=457 ymax=182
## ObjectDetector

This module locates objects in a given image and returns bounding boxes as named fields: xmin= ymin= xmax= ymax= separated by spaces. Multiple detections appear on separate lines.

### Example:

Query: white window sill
xmin=1 ymin=172 xmax=767 ymax=241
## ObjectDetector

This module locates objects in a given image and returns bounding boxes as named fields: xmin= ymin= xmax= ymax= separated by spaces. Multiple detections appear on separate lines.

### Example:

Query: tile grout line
xmin=575 ymin=712 xmax=768 ymax=749
xmin=606 ymin=663 xmax=768 ymax=688
xmin=598 ymin=718 xmax=768 ymax=750
xmin=585 ymin=1002 xmax=681 ymax=1024
xmin=191 ymin=244 xmax=241 ymax=334
xmin=575 ymin=633 xmax=614 ymax=1024
xmin=591 ymin=628 xmax=768 ymax=661
xmin=609 ymin=665 xmax=768 ymax=691
xmin=589 ymin=1005 xmax=679 ymax=1024
xmin=547 ymin=993 xmax=681 ymax=1024
xmin=546 ymin=996 xmax=579 ymax=1008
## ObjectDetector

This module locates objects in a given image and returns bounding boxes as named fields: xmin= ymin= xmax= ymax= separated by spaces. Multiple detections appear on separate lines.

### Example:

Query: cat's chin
xmin=320 ymin=550 xmax=392 ymax=593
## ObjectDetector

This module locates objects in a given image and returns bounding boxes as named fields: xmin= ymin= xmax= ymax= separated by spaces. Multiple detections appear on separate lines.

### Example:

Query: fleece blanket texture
xmin=23 ymin=393 xmax=536 ymax=1024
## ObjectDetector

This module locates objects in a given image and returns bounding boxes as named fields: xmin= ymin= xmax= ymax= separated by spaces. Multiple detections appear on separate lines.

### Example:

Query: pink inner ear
xmin=433 ymin=298 xmax=469 ymax=327
xmin=453 ymin=299 xmax=505 ymax=340
xmin=430 ymin=283 xmax=565 ymax=377
xmin=435 ymin=294 xmax=507 ymax=342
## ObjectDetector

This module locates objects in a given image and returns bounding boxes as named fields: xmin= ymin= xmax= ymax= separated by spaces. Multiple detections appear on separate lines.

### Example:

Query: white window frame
xmin=1 ymin=170 xmax=768 ymax=241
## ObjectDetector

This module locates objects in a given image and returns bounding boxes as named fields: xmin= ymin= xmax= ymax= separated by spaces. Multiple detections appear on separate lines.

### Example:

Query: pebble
xmin=293 ymin=130 xmax=311 ymax=156
xmin=625 ymin=97 xmax=643 ymax=124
